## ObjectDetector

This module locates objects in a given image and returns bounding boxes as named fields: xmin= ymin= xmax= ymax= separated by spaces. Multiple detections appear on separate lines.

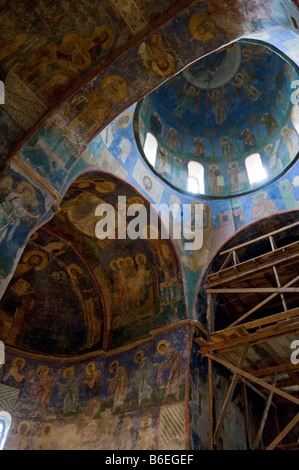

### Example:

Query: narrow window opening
xmin=144 ymin=132 xmax=158 ymax=167
xmin=245 ymin=153 xmax=267 ymax=185
xmin=188 ymin=161 xmax=205 ymax=193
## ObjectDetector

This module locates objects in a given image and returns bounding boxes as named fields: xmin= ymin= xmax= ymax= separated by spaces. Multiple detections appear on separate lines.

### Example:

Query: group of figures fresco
xmin=42 ymin=174 xmax=186 ymax=346
xmin=6 ymin=399 xmax=188 ymax=450
xmin=0 ymin=0 xmax=280 ymax=185
xmin=0 ymin=0 xmax=274 ymax=110
xmin=0 ymin=167 xmax=188 ymax=353
xmin=109 ymin=245 xmax=185 ymax=336
xmin=0 ymin=229 xmax=104 ymax=355
xmin=0 ymin=166 xmax=50 ymax=279
xmin=0 ymin=331 xmax=185 ymax=423
xmin=16 ymin=26 xmax=117 ymax=107
xmin=5 ymin=407 xmax=161 ymax=450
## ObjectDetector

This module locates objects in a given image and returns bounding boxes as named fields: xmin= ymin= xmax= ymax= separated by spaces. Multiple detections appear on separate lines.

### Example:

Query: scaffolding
xmin=196 ymin=221 xmax=299 ymax=450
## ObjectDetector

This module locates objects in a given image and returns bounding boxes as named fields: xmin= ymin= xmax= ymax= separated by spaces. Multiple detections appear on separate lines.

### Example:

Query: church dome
xmin=134 ymin=39 xmax=299 ymax=197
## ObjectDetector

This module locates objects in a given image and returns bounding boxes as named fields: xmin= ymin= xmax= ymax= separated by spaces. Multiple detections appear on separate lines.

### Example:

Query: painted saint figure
xmin=132 ymin=350 xmax=153 ymax=406
xmin=231 ymin=199 xmax=245 ymax=231
xmin=33 ymin=423 xmax=54 ymax=450
xmin=172 ymin=85 xmax=199 ymax=119
xmin=6 ymin=295 xmax=36 ymax=345
xmin=67 ymin=263 xmax=101 ymax=351
xmin=163 ymin=126 xmax=183 ymax=151
xmin=6 ymin=421 xmax=30 ymax=450
xmin=155 ymin=340 xmax=183 ymax=400
xmin=193 ymin=137 xmax=205 ymax=158
xmin=107 ymin=360 xmax=127 ymax=412
xmin=252 ymin=191 xmax=278 ymax=220
xmin=69 ymin=75 xmax=127 ymax=139
xmin=281 ymin=125 xmax=299 ymax=159
xmin=208 ymin=89 xmax=231 ymax=124
xmin=260 ymin=112 xmax=279 ymax=136
xmin=229 ymin=162 xmax=246 ymax=192
xmin=208 ymin=165 xmax=224 ymax=194
xmin=158 ymin=148 xmax=171 ymax=176
xmin=117 ymin=416 xmax=134 ymax=450
xmin=82 ymin=361 xmax=101 ymax=416
xmin=264 ymin=143 xmax=283 ymax=174
xmin=135 ymin=253 xmax=154 ymax=307
xmin=239 ymin=128 xmax=257 ymax=150
xmin=138 ymin=34 xmax=176 ymax=78
xmin=30 ymin=365 xmax=53 ymax=410
xmin=220 ymin=137 xmax=235 ymax=161
xmin=150 ymin=113 xmax=162 ymax=135
xmin=234 ymin=71 xmax=262 ymax=102
xmin=7 ymin=357 xmax=25 ymax=383
xmin=0 ymin=182 xmax=40 ymax=244
xmin=57 ymin=366 xmax=80 ymax=415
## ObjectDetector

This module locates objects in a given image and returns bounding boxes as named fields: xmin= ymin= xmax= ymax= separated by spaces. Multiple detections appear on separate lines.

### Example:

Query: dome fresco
xmin=134 ymin=39 xmax=299 ymax=197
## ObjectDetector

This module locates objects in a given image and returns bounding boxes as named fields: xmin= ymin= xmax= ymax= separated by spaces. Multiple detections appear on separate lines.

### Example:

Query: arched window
xmin=143 ymin=132 xmax=158 ymax=167
xmin=188 ymin=161 xmax=205 ymax=193
xmin=291 ymin=104 xmax=299 ymax=135
xmin=245 ymin=153 xmax=267 ymax=185
xmin=0 ymin=411 xmax=12 ymax=450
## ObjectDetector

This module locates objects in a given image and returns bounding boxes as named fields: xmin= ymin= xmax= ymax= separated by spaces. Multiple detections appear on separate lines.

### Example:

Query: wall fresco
xmin=20 ymin=124 xmax=77 ymax=191
xmin=0 ymin=162 xmax=54 ymax=281
xmin=17 ymin=172 xmax=187 ymax=349
xmin=0 ymin=1 xmax=298 ymax=451
xmin=2 ymin=328 xmax=188 ymax=449
xmin=0 ymin=230 xmax=104 ymax=355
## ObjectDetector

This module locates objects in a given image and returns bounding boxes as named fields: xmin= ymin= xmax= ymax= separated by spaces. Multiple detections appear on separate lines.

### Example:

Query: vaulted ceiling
xmin=0 ymin=0 xmax=298 ymax=357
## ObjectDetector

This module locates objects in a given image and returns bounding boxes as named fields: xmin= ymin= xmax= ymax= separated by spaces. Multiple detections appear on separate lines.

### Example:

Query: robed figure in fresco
xmin=57 ymin=366 xmax=80 ymax=415
xmin=155 ymin=340 xmax=183 ymax=400
xmin=132 ymin=350 xmax=153 ymax=406
xmin=107 ymin=360 xmax=127 ymax=412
